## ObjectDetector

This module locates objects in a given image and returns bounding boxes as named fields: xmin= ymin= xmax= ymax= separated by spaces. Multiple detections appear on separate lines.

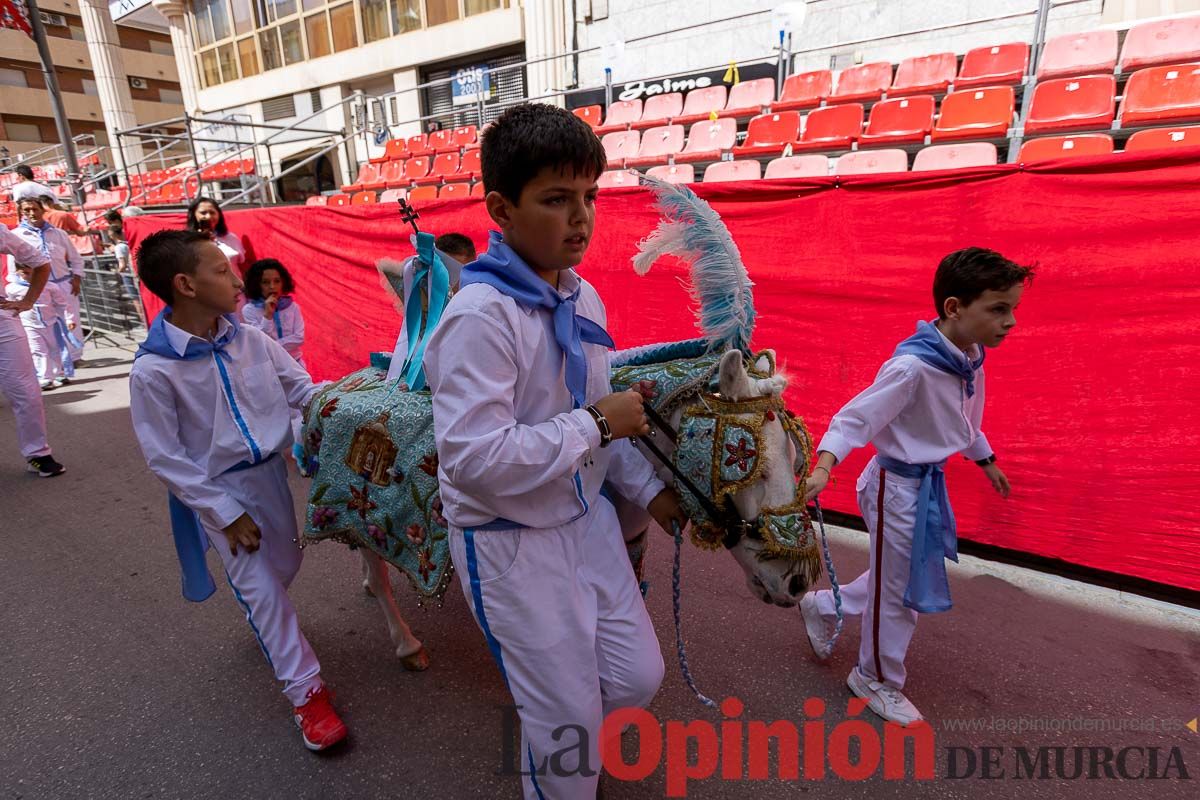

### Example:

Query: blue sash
xmin=399 ymin=232 xmax=451 ymax=391
xmin=875 ymin=455 xmax=958 ymax=613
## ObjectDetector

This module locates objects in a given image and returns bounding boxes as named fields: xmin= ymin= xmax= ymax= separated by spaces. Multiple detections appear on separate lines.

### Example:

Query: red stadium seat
xmin=351 ymin=191 xmax=377 ymax=205
xmin=835 ymin=149 xmax=908 ymax=175
xmin=1118 ymin=64 xmax=1200 ymax=126
xmin=931 ymin=87 xmax=1014 ymax=141
xmin=470 ymin=183 xmax=486 ymax=198
xmin=1124 ymin=124 xmax=1200 ymax=151
xmin=627 ymin=125 xmax=685 ymax=167
xmin=405 ymin=185 xmax=437 ymax=202
xmin=345 ymin=163 xmax=386 ymax=192
xmin=1037 ymin=30 xmax=1118 ymax=80
xmin=305 ymin=195 xmax=328 ymax=206
xmin=379 ymin=188 xmax=407 ymax=204
xmin=328 ymin=193 xmax=351 ymax=207
xmin=425 ymin=130 xmax=453 ymax=154
xmin=764 ymin=155 xmax=828 ymax=179
xmin=912 ymin=142 xmax=998 ymax=171
xmin=646 ymin=164 xmax=694 ymax=184
xmin=674 ymin=118 xmax=738 ymax=163
xmin=404 ymin=156 xmax=432 ymax=184
xmin=1119 ymin=16 xmax=1200 ymax=72
xmin=702 ymin=160 xmax=761 ymax=183
xmin=1024 ymin=75 xmax=1116 ymax=134
xmin=572 ymin=105 xmax=602 ymax=129
xmin=673 ymin=86 xmax=730 ymax=126
xmin=415 ymin=153 xmax=460 ymax=186
xmin=597 ymin=169 xmax=640 ymax=189
xmin=370 ymin=139 xmax=406 ymax=165
xmin=830 ymin=62 xmax=892 ymax=103
xmin=1018 ymin=134 xmax=1113 ymax=162
xmin=601 ymin=130 xmax=641 ymax=168
xmin=239 ymin=159 xmax=256 ymax=175
xmin=859 ymin=95 xmax=935 ymax=145
xmin=721 ymin=78 xmax=775 ymax=119
xmin=956 ymin=42 xmax=1029 ymax=89
xmin=773 ymin=70 xmax=832 ymax=112
xmin=731 ymin=112 xmax=801 ymax=158
xmin=406 ymin=134 xmax=432 ymax=157
xmin=381 ymin=159 xmax=408 ymax=188
xmin=451 ymin=125 xmax=478 ymax=150
xmin=453 ymin=149 xmax=482 ymax=181
xmin=791 ymin=103 xmax=864 ymax=152
xmin=890 ymin=53 xmax=957 ymax=97
xmin=596 ymin=100 xmax=644 ymax=134
xmin=439 ymin=183 xmax=470 ymax=199
xmin=631 ymin=93 xmax=684 ymax=130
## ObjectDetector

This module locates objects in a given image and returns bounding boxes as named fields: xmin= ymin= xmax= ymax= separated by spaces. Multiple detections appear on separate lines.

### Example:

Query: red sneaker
xmin=293 ymin=685 xmax=348 ymax=751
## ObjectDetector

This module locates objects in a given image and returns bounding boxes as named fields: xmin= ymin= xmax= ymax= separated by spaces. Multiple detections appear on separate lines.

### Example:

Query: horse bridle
xmin=637 ymin=402 xmax=764 ymax=550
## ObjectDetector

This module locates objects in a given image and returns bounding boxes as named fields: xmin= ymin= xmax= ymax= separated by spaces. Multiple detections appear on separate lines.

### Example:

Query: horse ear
xmin=754 ymin=349 xmax=776 ymax=374
xmin=718 ymin=349 xmax=754 ymax=401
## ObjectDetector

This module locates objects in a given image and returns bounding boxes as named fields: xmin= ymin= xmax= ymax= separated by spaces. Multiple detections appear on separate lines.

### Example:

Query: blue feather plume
xmin=633 ymin=175 xmax=755 ymax=353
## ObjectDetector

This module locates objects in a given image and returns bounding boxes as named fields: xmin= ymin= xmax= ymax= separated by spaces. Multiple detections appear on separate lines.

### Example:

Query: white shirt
xmin=11 ymin=180 xmax=55 ymax=203
xmin=6 ymin=222 xmax=83 ymax=283
xmin=213 ymin=231 xmax=245 ymax=273
xmin=818 ymin=325 xmax=993 ymax=466
xmin=425 ymin=270 xmax=665 ymax=530
xmin=130 ymin=318 xmax=319 ymax=532
xmin=242 ymin=300 xmax=305 ymax=363
xmin=1 ymin=225 xmax=51 ymax=335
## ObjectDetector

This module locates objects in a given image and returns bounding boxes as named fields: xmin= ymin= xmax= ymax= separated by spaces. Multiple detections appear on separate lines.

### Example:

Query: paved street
xmin=2 ymin=342 xmax=1197 ymax=799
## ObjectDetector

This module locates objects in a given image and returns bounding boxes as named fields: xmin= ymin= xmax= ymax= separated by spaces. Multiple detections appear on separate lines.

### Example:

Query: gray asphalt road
xmin=2 ymin=343 xmax=1197 ymax=800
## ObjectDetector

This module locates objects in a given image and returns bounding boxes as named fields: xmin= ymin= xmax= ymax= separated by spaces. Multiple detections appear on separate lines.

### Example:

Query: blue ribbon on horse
xmin=461 ymin=231 xmax=614 ymax=409
xmin=399 ymin=231 xmax=451 ymax=391
xmin=136 ymin=309 xmax=267 ymax=602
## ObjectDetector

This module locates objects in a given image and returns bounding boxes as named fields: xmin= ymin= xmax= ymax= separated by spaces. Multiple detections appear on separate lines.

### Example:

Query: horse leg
xmin=359 ymin=549 xmax=430 ymax=671
xmin=361 ymin=550 xmax=374 ymax=596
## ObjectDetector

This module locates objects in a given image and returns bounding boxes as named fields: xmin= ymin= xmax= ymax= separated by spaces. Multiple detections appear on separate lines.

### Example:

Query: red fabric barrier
xmin=125 ymin=149 xmax=1200 ymax=593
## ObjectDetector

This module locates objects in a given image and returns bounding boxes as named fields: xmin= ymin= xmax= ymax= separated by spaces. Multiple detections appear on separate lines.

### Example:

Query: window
xmin=260 ymin=29 xmax=282 ymax=71
xmin=6 ymin=122 xmax=43 ymax=142
xmin=361 ymin=0 xmax=390 ymax=42
xmin=304 ymin=13 xmax=331 ymax=58
xmin=465 ymin=0 xmax=500 ymax=15
xmin=200 ymin=49 xmax=220 ymax=88
xmin=148 ymin=38 xmax=174 ymax=56
xmin=330 ymin=3 xmax=357 ymax=52
xmin=302 ymin=0 xmax=325 ymax=10
xmin=279 ymin=19 xmax=304 ymax=64
xmin=262 ymin=94 xmax=297 ymax=120
xmin=217 ymin=43 xmax=239 ymax=81
xmin=159 ymin=88 xmax=185 ymax=104
xmin=231 ymin=0 xmax=254 ymax=34
xmin=424 ymin=0 xmax=458 ymax=25
xmin=0 ymin=68 xmax=28 ymax=87
xmin=81 ymin=78 xmax=99 ymax=96
xmin=394 ymin=0 xmax=421 ymax=33
xmin=238 ymin=37 xmax=261 ymax=76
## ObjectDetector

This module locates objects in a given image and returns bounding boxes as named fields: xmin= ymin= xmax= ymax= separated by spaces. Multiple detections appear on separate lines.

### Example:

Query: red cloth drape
xmin=125 ymin=149 xmax=1200 ymax=593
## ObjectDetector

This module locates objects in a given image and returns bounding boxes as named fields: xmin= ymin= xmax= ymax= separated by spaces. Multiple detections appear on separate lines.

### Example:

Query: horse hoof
xmin=363 ymin=581 xmax=375 ymax=597
xmin=399 ymin=646 xmax=430 ymax=671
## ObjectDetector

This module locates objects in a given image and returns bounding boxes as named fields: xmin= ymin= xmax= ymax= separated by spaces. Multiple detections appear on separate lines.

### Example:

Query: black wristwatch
xmin=974 ymin=454 xmax=997 ymax=467
xmin=585 ymin=405 xmax=613 ymax=448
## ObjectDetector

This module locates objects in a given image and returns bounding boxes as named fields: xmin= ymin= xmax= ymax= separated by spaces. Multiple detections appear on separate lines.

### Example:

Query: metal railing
xmin=79 ymin=258 xmax=146 ymax=340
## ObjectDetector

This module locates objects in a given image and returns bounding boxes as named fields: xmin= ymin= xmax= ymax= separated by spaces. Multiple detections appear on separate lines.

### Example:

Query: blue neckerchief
xmin=460 ymin=231 xmax=615 ymax=408
xmin=893 ymin=320 xmax=985 ymax=397
xmin=250 ymin=296 xmax=293 ymax=339
xmin=18 ymin=220 xmax=51 ymax=258
xmin=400 ymin=232 xmax=451 ymax=391
xmin=875 ymin=456 xmax=959 ymax=613
xmin=135 ymin=308 xmax=263 ymax=603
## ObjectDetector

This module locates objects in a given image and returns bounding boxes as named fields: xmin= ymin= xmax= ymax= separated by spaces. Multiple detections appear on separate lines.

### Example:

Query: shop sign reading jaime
xmin=617 ymin=75 xmax=713 ymax=103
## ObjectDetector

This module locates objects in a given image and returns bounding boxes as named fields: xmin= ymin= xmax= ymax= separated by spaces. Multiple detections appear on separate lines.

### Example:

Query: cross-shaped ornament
xmin=396 ymin=198 xmax=421 ymax=233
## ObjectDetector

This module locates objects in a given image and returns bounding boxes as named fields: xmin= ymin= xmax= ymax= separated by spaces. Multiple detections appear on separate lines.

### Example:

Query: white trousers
xmin=449 ymin=496 xmax=665 ymax=800
xmin=814 ymin=456 xmax=921 ymax=689
xmin=0 ymin=320 xmax=51 ymax=459
xmin=61 ymin=289 xmax=83 ymax=361
xmin=24 ymin=325 xmax=63 ymax=385
xmin=201 ymin=456 xmax=323 ymax=706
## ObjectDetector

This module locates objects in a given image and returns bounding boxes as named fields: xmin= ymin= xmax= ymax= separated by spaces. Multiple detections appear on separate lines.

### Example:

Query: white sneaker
xmin=799 ymin=592 xmax=832 ymax=661
xmin=847 ymin=667 xmax=923 ymax=726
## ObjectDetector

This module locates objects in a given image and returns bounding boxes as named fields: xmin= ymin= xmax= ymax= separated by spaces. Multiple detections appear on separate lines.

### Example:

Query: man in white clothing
xmin=9 ymin=197 xmax=85 ymax=365
xmin=0 ymin=224 xmax=66 ymax=477
xmin=9 ymin=165 xmax=55 ymax=204
xmin=802 ymin=247 xmax=1034 ymax=726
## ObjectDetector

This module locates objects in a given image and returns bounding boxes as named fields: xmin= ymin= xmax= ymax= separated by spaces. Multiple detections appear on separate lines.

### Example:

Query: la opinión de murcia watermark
xmin=496 ymin=699 xmax=1192 ymax=797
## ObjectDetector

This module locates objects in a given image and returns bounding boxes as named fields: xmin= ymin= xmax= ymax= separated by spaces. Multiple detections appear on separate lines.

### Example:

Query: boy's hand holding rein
xmin=804 ymin=451 xmax=838 ymax=503
xmin=648 ymin=488 xmax=688 ymax=536
xmin=222 ymin=512 xmax=263 ymax=555
xmin=594 ymin=390 xmax=650 ymax=440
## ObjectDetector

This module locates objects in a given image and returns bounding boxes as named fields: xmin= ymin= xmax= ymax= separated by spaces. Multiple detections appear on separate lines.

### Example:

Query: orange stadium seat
xmin=596 ymin=100 xmax=644 ymax=134
xmin=1024 ymin=75 xmax=1116 ymax=134
xmin=731 ymin=112 xmax=801 ymax=158
xmin=646 ymin=164 xmax=694 ymax=184
xmin=702 ymin=160 xmax=761 ymax=183
xmin=674 ymin=118 xmax=738 ymax=163
xmin=859 ymin=95 xmax=935 ymax=145
xmin=791 ymin=103 xmax=864 ymax=151
xmin=1118 ymin=64 xmax=1200 ymax=126
xmin=1018 ymin=134 xmax=1113 ymax=162
xmin=956 ymin=42 xmax=1029 ymax=89
xmin=764 ymin=154 xmax=828 ymax=179
xmin=830 ymin=62 xmax=893 ymax=103
xmin=626 ymin=125 xmax=685 ymax=167
xmin=912 ymin=142 xmax=998 ymax=171
xmin=931 ymin=87 xmax=1014 ymax=141
xmin=631 ymin=93 xmax=684 ymax=130
xmin=890 ymin=53 xmax=957 ymax=97
xmin=773 ymin=70 xmax=832 ymax=112
xmin=835 ymin=149 xmax=908 ymax=175
xmin=1119 ymin=15 xmax=1200 ymax=72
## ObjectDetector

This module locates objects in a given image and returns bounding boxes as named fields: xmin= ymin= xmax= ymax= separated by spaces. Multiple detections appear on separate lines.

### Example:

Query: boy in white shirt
xmin=6 ymin=262 xmax=69 ymax=388
xmin=129 ymin=230 xmax=348 ymax=752
xmin=424 ymin=104 xmax=686 ymax=799
xmin=802 ymin=247 xmax=1034 ymax=726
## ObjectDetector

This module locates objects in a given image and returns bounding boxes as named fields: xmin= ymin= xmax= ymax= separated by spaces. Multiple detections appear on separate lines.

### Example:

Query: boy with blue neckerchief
xmin=129 ymin=230 xmax=348 ymax=752
xmin=802 ymin=247 xmax=1033 ymax=727
xmin=425 ymin=104 xmax=686 ymax=799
